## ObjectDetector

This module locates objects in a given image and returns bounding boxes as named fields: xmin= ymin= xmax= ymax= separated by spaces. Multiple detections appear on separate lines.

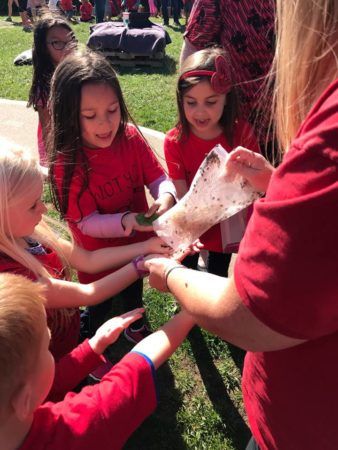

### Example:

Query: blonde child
xmin=0 ymin=272 xmax=195 ymax=449
xmin=48 ymin=49 xmax=176 ymax=342
xmin=28 ymin=14 xmax=77 ymax=166
xmin=164 ymin=47 xmax=260 ymax=277
xmin=0 ymin=141 xmax=169 ymax=377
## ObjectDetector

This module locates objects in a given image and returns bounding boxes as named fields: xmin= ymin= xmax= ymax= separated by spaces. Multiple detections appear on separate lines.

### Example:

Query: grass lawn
xmin=0 ymin=16 xmax=249 ymax=450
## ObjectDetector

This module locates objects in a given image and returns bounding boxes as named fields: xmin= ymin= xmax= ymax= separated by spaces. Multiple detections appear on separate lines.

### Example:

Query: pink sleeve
xmin=148 ymin=175 xmax=177 ymax=200
xmin=77 ymin=210 xmax=128 ymax=238
xmin=47 ymin=339 xmax=105 ymax=402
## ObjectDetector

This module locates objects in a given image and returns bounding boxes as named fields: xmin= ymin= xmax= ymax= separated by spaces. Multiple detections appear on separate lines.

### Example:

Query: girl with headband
xmin=164 ymin=47 xmax=260 ymax=277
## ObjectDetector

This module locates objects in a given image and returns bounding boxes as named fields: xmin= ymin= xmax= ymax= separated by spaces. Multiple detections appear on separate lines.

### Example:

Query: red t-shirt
xmin=20 ymin=352 xmax=157 ymax=450
xmin=61 ymin=0 xmax=73 ymax=10
xmin=185 ymin=0 xmax=274 ymax=135
xmin=234 ymin=79 xmax=338 ymax=449
xmin=54 ymin=125 xmax=164 ymax=283
xmin=0 ymin=250 xmax=80 ymax=361
xmin=48 ymin=339 xmax=105 ymax=402
xmin=164 ymin=121 xmax=259 ymax=252
xmin=80 ymin=1 xmax=93 ymax=20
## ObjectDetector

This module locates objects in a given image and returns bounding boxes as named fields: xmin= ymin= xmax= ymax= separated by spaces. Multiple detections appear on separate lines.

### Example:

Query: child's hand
xmin=146 ymin=193 xmax=176 ymax=218
xmin=89 ymin=308 xmax=145 ymax=354
xmin=122 ymin=212 xmax=153 ymax=235
xmin=228 ymin=147 xmax=275 ymax=192
xmin=175 ymin=239 xmax=204 ymax=262
xmin=143 ymin=236 xmax=172 ymax=255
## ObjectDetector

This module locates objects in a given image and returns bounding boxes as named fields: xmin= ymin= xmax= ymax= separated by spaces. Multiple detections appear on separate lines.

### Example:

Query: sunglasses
xmin=47 ymin=36 xmax=78 ymax=51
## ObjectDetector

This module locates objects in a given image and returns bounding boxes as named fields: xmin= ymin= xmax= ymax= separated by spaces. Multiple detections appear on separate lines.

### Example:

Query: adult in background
xmin=146 ymin=0 xmax=338 ymax=448
xmin=180 ymin=0 xmax=275 ymax=160
xmin=6 ymin=0 xmax=19 ymax=21
xmin=161 ymin=0 xmax=180 ymax=26
xmin=94 ymin=0 xmax=105 ymax=22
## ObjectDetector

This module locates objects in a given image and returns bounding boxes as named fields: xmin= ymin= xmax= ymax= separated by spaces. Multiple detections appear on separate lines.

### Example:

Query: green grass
xmin=0 ymin=16 xmax=181 ymax=132
xmin=1 ymin=17 xmax=248 ymax=450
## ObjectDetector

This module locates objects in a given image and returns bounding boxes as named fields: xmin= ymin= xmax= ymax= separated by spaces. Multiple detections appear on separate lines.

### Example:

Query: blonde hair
xmin=0 ymin=140 xmax=75 ymax=336
xmin=0 ymin=139 xmax=69 ymax=279
xmin=0 ymin=273 xmax=46 ymax=416
xmin=273 ymin=0 xmax=338 ymax=151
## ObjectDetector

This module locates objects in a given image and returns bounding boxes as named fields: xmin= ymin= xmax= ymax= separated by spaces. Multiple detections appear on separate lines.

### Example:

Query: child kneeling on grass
xmin=0 ymin=272 xmax=195 ymax=450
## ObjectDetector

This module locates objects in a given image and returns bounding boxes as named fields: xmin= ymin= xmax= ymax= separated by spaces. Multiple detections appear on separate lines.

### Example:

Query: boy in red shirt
xmin=80 ymin=0 xmax=94 ymax=22
xmin=0 ymin=273 xmax=195 ymax=450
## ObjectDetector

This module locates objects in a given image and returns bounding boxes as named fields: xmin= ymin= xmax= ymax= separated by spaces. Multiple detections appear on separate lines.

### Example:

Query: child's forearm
xmin=41 ymin=263 xmax=139 ymax=308
xmin=68 ymin=239 xmax=150 ymax=274
xmin=132 ymin=311 xmax=195 ymax=369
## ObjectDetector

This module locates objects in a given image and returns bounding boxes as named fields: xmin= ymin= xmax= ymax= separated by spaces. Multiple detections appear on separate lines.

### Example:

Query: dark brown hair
xmin=48 ymin=50 xmax=132 ymax=219
xmin=176 ymin=47 xmax=239 ymax=145
xmin=28 ymin=12 xmax=74 ymax=110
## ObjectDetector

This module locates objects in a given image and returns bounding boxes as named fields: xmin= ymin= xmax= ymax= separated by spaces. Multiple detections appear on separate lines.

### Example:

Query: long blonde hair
xmin=273 ymin=0 xmax=338 ymax=151
xmin=0 ymin=140 xmax=69 ymax=279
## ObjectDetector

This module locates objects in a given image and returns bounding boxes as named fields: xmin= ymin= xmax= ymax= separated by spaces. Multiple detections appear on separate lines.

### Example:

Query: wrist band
xmin=165 ymin=264 xmax=185 ymax=291
xmin=132 ymin=255 xmax=149 ymax=278
xmin=161 ymin=192 xmax=177 ymax=203
xmin=121 ymin=211 xmax=131 ymax=231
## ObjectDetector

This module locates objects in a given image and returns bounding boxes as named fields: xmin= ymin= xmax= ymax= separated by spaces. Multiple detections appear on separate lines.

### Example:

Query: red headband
xmin=180 ymin=55 xmax=231 ymax=95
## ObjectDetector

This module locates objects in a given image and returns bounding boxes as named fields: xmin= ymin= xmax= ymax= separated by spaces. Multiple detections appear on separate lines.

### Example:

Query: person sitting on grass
xmin=80 ymin=0 xmax=94 ymax=22
xmin=59 ymin=0 xmax=77 ymax=21
xmin=0 ymin=272 xmax=195 ymax=450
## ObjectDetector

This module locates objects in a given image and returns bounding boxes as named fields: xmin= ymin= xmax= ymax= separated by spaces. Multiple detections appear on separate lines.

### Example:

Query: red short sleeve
xmin=235 ymin=80 xmax=338 ymax=340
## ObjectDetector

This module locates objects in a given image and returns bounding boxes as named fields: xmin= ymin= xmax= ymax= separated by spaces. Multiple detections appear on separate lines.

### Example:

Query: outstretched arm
xmin=58 ymin=236 xmax=169 ymax=274
xmin=40 ymin=262 xmax=140 ymax=308
xmin=144 ymin=257 xmax=305 ymax=352
xmin=132 ymin=310 xmax=195 ymax=369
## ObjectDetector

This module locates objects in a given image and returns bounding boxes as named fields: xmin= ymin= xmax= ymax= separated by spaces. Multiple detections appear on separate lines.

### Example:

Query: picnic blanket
xmin=87 ymin=21 xmax=171 ymax=55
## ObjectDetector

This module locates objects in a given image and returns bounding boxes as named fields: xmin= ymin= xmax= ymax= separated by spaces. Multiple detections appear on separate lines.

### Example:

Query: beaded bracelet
xmin=132 ymin=255 xmax=149 ymax=278
xmin=164 ymin=264 xmax=185 ymax=291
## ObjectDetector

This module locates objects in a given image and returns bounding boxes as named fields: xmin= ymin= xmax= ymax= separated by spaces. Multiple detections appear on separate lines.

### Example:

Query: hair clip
xmin=180 ymin=55 xmax=231 ymax=95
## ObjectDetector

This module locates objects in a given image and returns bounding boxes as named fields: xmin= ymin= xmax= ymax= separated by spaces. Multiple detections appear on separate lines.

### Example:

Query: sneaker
xmin=23 ymin=25 xmax=33 ymax=32
xmin=124 ymin=325 xmax=151 ymax=344
xmin=5 ymin=17 xmax=13 ymax=22
xmin=88 ymin=360 xmax=113 ymax=382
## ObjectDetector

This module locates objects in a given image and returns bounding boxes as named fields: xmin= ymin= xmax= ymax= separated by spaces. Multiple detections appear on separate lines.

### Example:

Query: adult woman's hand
xmin=144 ymin=256 xmax=180 ymax=292
xmin=228 ymin=146 xmax=275 ymax=192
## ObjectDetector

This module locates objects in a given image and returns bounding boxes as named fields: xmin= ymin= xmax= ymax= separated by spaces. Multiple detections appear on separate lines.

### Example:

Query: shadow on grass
xmin=100 ymin=295 xmax=187 ymax=450
xmin=187 ymin=327 xmax=250 ymax=450
xmin=125 ymin=361 xmax=188 ymax=450
xmin=107 ymin=54 xmax=177 ymax=76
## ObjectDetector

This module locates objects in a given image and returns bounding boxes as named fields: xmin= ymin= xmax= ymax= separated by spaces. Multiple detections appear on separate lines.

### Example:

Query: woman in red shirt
xmin=146 ymin=1 xmax=338 ymax=448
